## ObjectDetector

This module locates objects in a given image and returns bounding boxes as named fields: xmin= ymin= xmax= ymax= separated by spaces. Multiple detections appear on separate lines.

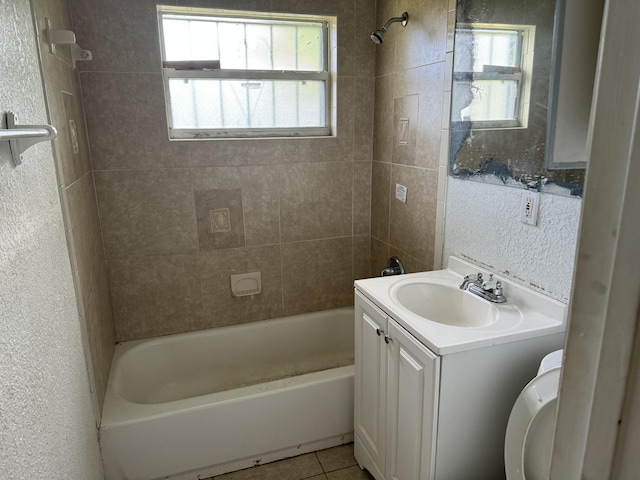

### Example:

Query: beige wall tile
xmin=200 ymin=245 xmax=284 ymax=328
xmin=48 ymin=90 xmax=73 ymax=186
xmin=95 ymin=168 xmax=198 ymax=258
xmin=194 ymin=189 xmax=245 ymax=250
xmin=282 ymin=238 xmax=353 ymax=315
xmin=190 ymin=139 xmax=292 ymax=167
xmin=373 ymin=74 xmax=395 ymax=163
xmin=396 ymin=0 xmax=448 ymax=70
xmin=392 ymin=94 xmax=419 ymax=166
xmin=389 ymin=165 xmax=437 ymax=262
xmin=289 ymin=138 xmax=331 ymax=164
xmin=371 ymin=236 xmax=390 ymax=278
xmin=374 ymin=0 xmax=400 ymax=77
xmin=108 ymin=253 xmax=203 ymax=341
xmin=395 ymin=63 xmax=445 ymax=170
xmin=354 ymin=0 xmax=377 ymax=77
xmin=279 ymin=162 xmax=353 ymax=243
xmin=354 ymin=235 xmax=372 ymax=280
xmin=335 ymin=1 xmax=357 ymax=77
xmin=354 ymin=76 xmax=375 ymax=162
xmin=65 ymin=172 xmax=116 ymax=413
xmin=34 ymin=0 xmax=117 ymax=416
xmin=81 ymin=72 xmax=189 ymax=170
xmin=69 ymin=0 xmax=162 ymax=73
xmin=192 ymin=166 xmax=280 ymax=246
xmin=32 ymin=0 xmax=73 ymax=65
xmin=354 ymin=161 xmax=372 ymax=236
xmin=324 ymin=77 xmax=355 ymax=162
xmin=60 ymin=88 xmax=92 ymax=184
xmin=389 ymin=245 xmax=429 ymax=273
xmin=371 ymin=161 xmax=391 ymax=241
xmin=434 ymin=232 xmax=444 ymax=269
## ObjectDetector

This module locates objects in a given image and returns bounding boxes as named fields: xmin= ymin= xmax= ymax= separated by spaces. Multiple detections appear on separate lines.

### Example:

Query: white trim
xmin=550 ymin=0 xmax=640 ymax=477
xmin=156 ymin=6 xmax=335 ymax=140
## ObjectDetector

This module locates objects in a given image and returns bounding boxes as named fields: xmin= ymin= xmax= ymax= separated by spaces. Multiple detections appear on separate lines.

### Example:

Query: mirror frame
xmin=545 ymin=0 xmax=603 ymax=170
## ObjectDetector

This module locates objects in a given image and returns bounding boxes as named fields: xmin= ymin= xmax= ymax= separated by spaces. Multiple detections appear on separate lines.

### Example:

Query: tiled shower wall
xmin=31 ymin=0 xmax=115 ymax=416
xmin=370 ymin=0 xmax=453 ymax=275
xmin=69 ymin=0 xmax=377 ymax=342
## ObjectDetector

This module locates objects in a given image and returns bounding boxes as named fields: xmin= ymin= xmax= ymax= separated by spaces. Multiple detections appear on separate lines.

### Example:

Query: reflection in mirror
xmin=453 ymin=24 xmax=535 ymax=130
xmin=449 ymin=0 xmax=586 ymax=197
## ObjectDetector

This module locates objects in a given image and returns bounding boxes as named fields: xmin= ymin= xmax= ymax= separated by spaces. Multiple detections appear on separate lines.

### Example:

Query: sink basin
xmin=390 ymin=281 xmax=498 ymax=328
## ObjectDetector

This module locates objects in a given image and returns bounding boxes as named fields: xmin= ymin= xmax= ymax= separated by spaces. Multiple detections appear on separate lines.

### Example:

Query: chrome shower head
xmin=370 ymin=12 xmax=409 ymax=45
xmin=370 ymin=30 xmax=384 ymax=44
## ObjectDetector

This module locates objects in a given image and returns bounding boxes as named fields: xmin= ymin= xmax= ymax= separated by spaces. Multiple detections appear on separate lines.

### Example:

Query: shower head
xmin=370 ymin=12 xmax=409 ymax=45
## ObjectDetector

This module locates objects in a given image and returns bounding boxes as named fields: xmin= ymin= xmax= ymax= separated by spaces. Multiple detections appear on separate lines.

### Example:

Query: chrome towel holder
xmin=0 ymin=112 xmax=57 ymax=166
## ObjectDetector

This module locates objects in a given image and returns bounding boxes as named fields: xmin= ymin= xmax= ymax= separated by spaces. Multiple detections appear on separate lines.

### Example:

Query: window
xmin=452 ymin=24 xmax=535 ymax=129
xmin=157 ymin=7 xmax=335 ymax=139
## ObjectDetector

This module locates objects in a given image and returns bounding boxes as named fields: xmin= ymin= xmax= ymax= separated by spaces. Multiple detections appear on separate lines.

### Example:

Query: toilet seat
xmin=505 ymin=367 xmax=561 ymax=480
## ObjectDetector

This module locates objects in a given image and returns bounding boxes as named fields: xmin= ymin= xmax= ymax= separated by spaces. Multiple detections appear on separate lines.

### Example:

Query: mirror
xmin=449 ymin=0 xmax=601 ymax=197
xmin=546 ymin=0 xmax=603 ymax=170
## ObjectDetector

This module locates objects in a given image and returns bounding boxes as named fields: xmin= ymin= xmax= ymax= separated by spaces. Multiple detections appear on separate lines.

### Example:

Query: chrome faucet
xmin=381 ymin=256 xmax=405 ymax=276
xmin=460 ymin=272 xmax=507 ymax=303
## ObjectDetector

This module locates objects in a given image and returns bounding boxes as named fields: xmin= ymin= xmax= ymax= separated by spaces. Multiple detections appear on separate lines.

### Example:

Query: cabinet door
xmin=354 ymin=291 xmax=388 ymax=478
xmin=386 ymin=318 xmax=440 ymax=480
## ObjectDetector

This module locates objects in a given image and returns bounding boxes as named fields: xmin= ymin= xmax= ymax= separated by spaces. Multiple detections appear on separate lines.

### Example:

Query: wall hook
xmin=44 ymin=18 xmax=93 ymax=68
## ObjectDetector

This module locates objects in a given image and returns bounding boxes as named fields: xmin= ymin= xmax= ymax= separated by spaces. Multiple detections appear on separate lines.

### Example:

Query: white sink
xmin=390 ymin=281 xmax=497 ymax=328
xmin=354 ymin=256 xmax=567 ymax=355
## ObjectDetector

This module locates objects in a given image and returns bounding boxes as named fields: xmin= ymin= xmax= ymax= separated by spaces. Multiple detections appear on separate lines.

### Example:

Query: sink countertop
xmin=354 ymin=256 xmax=567 ymax=355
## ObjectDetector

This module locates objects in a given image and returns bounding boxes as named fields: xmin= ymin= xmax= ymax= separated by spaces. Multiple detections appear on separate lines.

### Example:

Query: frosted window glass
xmin=162 ymin=15 xmax=324 ymax=71
xmin=459 ymin=79 xmax=519 ymax=122
xmin=168 ymin=78 xmax=326 ymax=129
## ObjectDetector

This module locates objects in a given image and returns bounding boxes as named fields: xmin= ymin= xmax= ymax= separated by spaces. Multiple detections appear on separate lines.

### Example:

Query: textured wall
xmin=443 ymin=178 xmax=582 ymax=302
xmin=0 ymin=0 xmax=103 ymax=477
xmin=69 ymin=0 xmax=376 ymax=341
xmin=370 ymin=0 xmax=452 ymax=276
xmin=31 ymin=0 xmax=116 ymax=418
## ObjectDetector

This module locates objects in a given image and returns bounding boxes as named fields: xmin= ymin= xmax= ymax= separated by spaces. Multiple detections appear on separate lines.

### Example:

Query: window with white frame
xmin=157 ymin=6 xmax=335 ymax=139
xmin=452 ymin=24 xmax=535 ymax=129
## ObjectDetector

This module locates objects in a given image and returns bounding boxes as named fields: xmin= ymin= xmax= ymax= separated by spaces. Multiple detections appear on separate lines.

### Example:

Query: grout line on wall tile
xmin=276 ymin=165 xmax=286 ymax=316
xmin=190 ymin=168 xmax=207 ymax=331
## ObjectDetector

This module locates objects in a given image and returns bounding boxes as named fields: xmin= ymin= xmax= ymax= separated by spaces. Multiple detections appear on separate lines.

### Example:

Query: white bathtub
xmin=100 ymin=307 xmax=355 ymax=480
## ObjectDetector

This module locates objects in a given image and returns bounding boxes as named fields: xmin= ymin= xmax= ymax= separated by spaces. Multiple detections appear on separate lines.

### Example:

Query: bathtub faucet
xmin=381 ymin=256 xmax=405 ymax=276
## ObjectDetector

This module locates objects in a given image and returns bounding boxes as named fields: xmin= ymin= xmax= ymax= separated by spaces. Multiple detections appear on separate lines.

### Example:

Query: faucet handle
xmin=482 ymin=273 xmax=498 ymax=291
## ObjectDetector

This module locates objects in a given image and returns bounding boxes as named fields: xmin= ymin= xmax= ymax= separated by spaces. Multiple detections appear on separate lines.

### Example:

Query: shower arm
xmin=381 ymin=13 xmax=409 ymax=32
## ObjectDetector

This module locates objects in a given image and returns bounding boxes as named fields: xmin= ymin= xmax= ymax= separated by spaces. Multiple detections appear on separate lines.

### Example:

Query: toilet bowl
xmin=505 ymin=349 xmax=563 ymax=480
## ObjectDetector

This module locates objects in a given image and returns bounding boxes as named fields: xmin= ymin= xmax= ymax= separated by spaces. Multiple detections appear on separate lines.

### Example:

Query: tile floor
xmin=204 ymin=443 xmax=374 ymax=480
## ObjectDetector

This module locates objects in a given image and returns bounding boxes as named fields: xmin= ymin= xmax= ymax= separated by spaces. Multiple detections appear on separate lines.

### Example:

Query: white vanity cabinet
xmin=355 ymin=291 xmax=439 ymax=480
xmin=354 ymin=285 xmax=565 ymax=480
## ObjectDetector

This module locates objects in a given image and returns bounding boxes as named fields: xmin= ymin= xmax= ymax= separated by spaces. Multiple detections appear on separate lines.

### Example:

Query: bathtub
xmin=100 ymin=307 xmax=355 ymax=480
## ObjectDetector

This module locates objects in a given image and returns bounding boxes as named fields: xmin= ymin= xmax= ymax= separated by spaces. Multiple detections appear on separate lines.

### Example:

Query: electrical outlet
xmin=520 ymin=190 xmax=540 ymax=226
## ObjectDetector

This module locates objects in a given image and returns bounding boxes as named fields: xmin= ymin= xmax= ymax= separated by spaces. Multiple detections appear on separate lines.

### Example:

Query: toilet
xmin=505 ymin=349 xmax=564 ymax=480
